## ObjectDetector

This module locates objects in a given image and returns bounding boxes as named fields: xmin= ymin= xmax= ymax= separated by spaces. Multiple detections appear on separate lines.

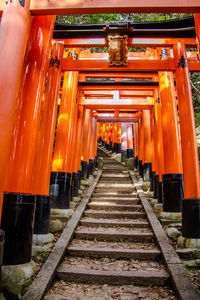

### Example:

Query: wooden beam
xmin=62 ymin=59 xmax=176 ymax=72
xmin=55 ymin=38 xmax=196 ymax=48
xmin=80 ymin=72 xmax=157 ymax=80
xmin=79 ymin=86 xmax=156 ymax=91
xmin=97 ymin=117 xmax=138 ymax=122
xmin=79 ymin=97 xmax=154 ymax=106
xmin=30 ymin=0 xmax=200 ymax=15
xmin=83 ymin=91 xmax=153 ymax=97
xmin=62 ymin=58 xmax=200 ymax=72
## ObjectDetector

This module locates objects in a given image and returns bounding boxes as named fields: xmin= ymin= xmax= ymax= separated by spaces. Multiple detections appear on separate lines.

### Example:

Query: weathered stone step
xmin=103 ymin=168 xmax=126 ymax=172
xmin=101 ymin=174 xmax=130 ymax=178
xmin=56 ymin=267 xmax=169 ymax=286
xmin=92 ymin=193 xmax=138 ymax=198
xmin=67 ymin=246 xmax=161 ymax=259
xmin=84 ymin=210 xmax=146 ymax=219
xmin=94 ymin=189 xmax=135 ymax=194
xmin=80 ymin=218 xmax=149 ymax=228
xmin=99 ymin=178 xmax=132 ymax=182
xmin=96 ymin=183 xmax=135 ymax=190
xmin=87 ymin=203 xmax=143 ymax=211
xmin=101 ymin=161 xmax=119 ymax=165
xmin=90 ymin=198 xmax=139 ymax=205
xmin=74 ymin=229 xmax=154 ymax=242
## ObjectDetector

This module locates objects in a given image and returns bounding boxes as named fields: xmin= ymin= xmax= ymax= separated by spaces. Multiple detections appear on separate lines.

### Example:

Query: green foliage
xmin=56 ymin=13 xmax=192 ymax=24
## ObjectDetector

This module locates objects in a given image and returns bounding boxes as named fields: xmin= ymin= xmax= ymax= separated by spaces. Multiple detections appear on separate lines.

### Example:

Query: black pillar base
xmin=109 ymin=141 xmax=113 ymax=151
xmin=78 ymin=170 xmax=81 ymax=187
xmin=157 ymin=181 xmax=163 ymax=203
xmin=87 ymin=159 xmax=94 ymax=178
xmin=34 ymin=195 xmax=50 ymax=235
xmin=117 ymin=143 xmax=122 ymax=153
xmin=154 ymin=175 xmax=159 ymax=199
xmin=50 ymin=172 xmax=71 ymax=209
xmin=138 ymin=160 xmax=143 ymax=178
xmin=150 ymin=171 xmax=155 ymax=191
xmin=134 ymin=156 xmax=138 ymax=169
xmin=81 ymin=161 xmax=88 ymax=180
xmin=93 ymin=156 xmax=97 ymax=171
xmin=182 ymin=198 xmax=200 ymax=238
xmin=72 ymin=172 xmax=80 ymax=197
xmin=143 ymin=163 xmax=152 ymax=181
xmin=162 ymin=173 xmax=184 ymax=212
xmin=102 ymin=140 xmax=106 ymax=148
xmin=127 ymin=149 xmax=134 ymax=159
xmin=114 ymin=143 xmax=118 ymax=153
xmin=121 ymin=150 xmax=127 ymax=162
xmin=0 ymin=230 xmax=4 ymax=279
xmin=1 ymin=193 xmax=36 ymax=265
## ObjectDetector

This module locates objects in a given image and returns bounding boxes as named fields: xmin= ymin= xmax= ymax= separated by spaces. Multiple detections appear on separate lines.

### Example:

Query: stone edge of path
xmin=22 ymin=170 xmax=102 ymax=300
xmin=130 ymin=172 xmax=200 ymax=300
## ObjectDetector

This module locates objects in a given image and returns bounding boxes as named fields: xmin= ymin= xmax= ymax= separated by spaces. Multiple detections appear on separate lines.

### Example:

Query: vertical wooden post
xmin=142 ymin=110 xmax=152 ymax=181
xmin=138 ymin=118 xmax=144 ymax=177
xmin=51 ymin=68 xmax=79 ymax=208
xmin=102 ymin=123 xmax=106 ymax=148
xmin=127 ymin=124 xmax=134 ymax=158
xmin=0 ymin=0 xmax=31 ymax=222
xmin=117 ymin=123 xmax=122 ymax=153
xmin=33 ymin=42 xmax=64 ymax=237
xmin=194 ymin=14 xmax=200 ymax=58
xmin=6 ymin=16 xmax=55 ymax=195
xmin=81 ymin=109 xmax=91 ymax=180
xmin=150 ymin=109 xmax=156 ymax=192
xmin=121 ymin=123 xmax=128 ymax=162
xmin=89 ymin=115 xmax=97 ymax=175
xmin=158 ymin=69 xmax=183 ymax=212
xmin=153 ymin=88 xmax=165 ymax=203
xmin=33 ymin=42 xmax=64 ymax=196
xmin=70 ymin=104 xmax=84 ymax=197
xmin=174 ymin=41 xmax=200 ymax=238
xmin=134 ymin=122 xmax=139 ymax=169
xmin=2 ymin=14 xmax=55 ymax=266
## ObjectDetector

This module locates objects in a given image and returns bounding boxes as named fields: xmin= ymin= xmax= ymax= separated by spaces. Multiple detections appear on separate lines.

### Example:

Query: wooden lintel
xmin=62 ymin=59 xmax=175 ymax=72
xmin=79 ymin=98 xmax=154 ymax=106
xmin=30 ymin=0 xmax=200 ymax=15
xmin=62 ymin=58 xmax=200 ymax=72
xmin=55 ymin=37 xmax=196 ymax=48
xmin=97 ymin=117 xmax=139 ymax=123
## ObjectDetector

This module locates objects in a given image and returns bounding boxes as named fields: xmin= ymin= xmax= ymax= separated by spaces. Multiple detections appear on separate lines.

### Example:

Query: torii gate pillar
xmin=174 ymin=41 xmax=200 ymax=238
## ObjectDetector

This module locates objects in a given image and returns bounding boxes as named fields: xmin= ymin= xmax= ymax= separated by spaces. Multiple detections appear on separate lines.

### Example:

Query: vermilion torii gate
xmin=0 ymin=0 xmax=200 ymax=268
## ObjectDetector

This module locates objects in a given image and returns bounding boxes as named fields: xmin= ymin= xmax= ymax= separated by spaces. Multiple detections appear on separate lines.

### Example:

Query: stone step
xmin=74 ymin=229 xmax=154 ymax=242
xmin=84 ymin=210 xmax=146 ymax=219
xmin=87 ymin=203 xmax=143 ymax=211
xmin=94 ymin=189 xmax=135 ymax=194
xmin=96 ymin=183 xmax=134 ymax=188
xmin=92 ymin=193 xmax=138 ymax=198
xmin=99 ymin=178 xmax=132 ymax=183
xmin=90 ymin=198 xmax=140 ymax=205
xmin=101 ymin=174 xmax=130 ymax=178
xmin=80 ymin=218 xmax=149 ymax=228
xmin=56 ymin=267 xmax=169 ymax=286
xmin=103 ymin=168 xmax=126 ymax=172
xmin=67 ymin=246 xmax=161 ymax=259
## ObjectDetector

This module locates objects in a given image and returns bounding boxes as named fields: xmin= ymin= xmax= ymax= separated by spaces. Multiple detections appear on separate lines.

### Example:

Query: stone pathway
xmin=45 ymin=152 xmax=177 ymax=300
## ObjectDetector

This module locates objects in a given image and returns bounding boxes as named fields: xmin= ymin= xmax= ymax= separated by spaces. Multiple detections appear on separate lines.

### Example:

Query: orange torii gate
xmin=0 ymin=1 xmax=200 ymax=269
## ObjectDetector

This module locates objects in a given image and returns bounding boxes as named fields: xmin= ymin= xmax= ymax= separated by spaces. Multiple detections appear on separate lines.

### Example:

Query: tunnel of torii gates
xmin=0 ymin=0 xmax=200 ymax=267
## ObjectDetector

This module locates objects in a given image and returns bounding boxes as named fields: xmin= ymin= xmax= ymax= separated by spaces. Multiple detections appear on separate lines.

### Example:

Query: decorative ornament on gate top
xmin=108 ymin=35 xmax=128 ymax=66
